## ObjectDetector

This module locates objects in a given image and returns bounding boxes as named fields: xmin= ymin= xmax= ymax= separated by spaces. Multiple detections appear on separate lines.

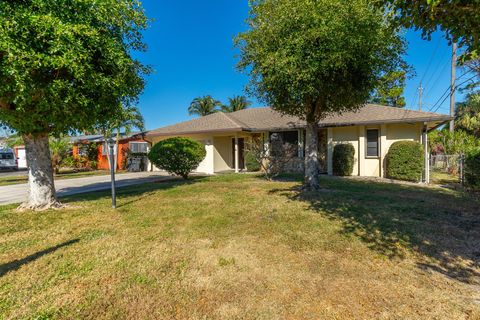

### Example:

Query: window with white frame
xmin=102 ymin=143 xmax=117 ymax=156
xmin=129 ymin=141 xmax=148 ymax=153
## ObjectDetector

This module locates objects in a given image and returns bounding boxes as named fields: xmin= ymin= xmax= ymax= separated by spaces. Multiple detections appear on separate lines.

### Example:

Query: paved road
xmin=0 ymin=171 xmax=173 ymax=205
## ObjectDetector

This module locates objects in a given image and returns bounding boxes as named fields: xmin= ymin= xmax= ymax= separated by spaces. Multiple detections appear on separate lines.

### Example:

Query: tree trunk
xmin=304 ymin=120 xmax=320 ymax=190
xmin=19 ymin=134 xmax=61 ymax=210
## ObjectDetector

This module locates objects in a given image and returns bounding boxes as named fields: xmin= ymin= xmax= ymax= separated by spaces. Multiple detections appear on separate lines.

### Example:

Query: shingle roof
xmin=147 ymin=112 xmax=245 ymax=136
xmin=146 ymin=104 xmax=452 ymax=137
xmin=69 ymin=132 xmax=144 ymax=143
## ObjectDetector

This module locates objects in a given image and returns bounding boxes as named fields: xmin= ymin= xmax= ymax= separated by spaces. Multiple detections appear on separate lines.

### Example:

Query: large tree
xmin=381 ymin=0 xmax=480 ymax=60
xmin=221 ymin=95 xmax=252 ymax=113
xmin=370 ymin=71 xmax=408 ymax=107
xmin=236 ymin=0 xmax=406 ymax=190
xmin=0 ymin=0 xmax=149 ymax=209
xmin=188 ymin=96 xmax=221 ymax=117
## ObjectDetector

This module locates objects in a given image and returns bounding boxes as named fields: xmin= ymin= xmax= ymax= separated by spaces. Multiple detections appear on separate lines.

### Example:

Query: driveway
xmin=0 ymin=171 xmax=174 ymax=205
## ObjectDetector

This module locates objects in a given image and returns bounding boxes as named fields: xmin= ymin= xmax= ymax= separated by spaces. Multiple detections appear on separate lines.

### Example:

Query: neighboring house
xmin=145 ymin=105 xmax=452 ymax=182
xmin=71 ymin=133 xmax=150 ymax=171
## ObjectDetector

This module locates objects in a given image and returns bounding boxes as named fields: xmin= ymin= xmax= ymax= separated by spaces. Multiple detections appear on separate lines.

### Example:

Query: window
xmin=77 ymin=145 xmax=89 ymax=157
xmin=129 ymin=142 xmax=148 ymax=154
xmin=102 ymin=143 xmax=117 ymax=156
xmin=366 ymin=129 xmax=379 ymax=157
xmin=270 ymin=131 xmax=299 ymax=156
xmin=0 ymin=153 xmax=14 ymax=159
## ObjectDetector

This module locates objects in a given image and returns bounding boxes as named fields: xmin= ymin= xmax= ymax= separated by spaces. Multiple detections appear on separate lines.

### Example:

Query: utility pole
xmin=449 ymin=42 xmax=457 ymax=132
xmin=417 ymin=82 xmax=424 ymax=111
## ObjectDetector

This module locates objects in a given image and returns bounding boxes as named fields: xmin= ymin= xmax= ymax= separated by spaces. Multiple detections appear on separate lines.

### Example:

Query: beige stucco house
xmin=145 ymin=105 xmax=452 ymax=182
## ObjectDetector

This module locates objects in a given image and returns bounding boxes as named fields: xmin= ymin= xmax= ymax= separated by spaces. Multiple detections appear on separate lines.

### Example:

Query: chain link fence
xmin=429 ymin=154 xmax=465 ymax=186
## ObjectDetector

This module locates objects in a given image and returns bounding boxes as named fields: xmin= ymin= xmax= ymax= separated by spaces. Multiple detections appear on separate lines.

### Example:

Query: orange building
xmin=72 ymin=133 xmax=149 ymax=171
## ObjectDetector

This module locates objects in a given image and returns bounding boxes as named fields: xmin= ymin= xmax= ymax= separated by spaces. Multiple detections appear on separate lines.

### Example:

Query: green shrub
xmin=386 ymin=141 xmax=424 ymax=182
xmin=245 ymin=151 xmax=261 ymax=171
xmin=148 ymin=137 xmax=206 ymax=179
xmin=61 ymin=155 xmax=76 ymax=169
xmin=333 ymin=143 xmax=355 ymax=176
xmin=465 ymin=149 xmax=480 ymax=190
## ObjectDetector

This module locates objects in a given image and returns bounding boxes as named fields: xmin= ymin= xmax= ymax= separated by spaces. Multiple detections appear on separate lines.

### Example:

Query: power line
xmin=423 ymin=47 xmax=450 ymax=91
xmin=428 ymin=86 xmax=451 ymax=112
xmin=428 ymin=71 xmax=476 ymax=111
xmin=429 ymin=74 xmax=478 ymax=113
xmin=420 ymin=37 xmax=442 ymax=85
xmin=409 ymin=37 xmax=442 ymax=111
xmin=423 ymin=62 xmax=449 ymax=102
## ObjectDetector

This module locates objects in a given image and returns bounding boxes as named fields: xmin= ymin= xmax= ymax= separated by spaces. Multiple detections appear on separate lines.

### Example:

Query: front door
xmin=231 ymin=138 xmax=245 ymax=170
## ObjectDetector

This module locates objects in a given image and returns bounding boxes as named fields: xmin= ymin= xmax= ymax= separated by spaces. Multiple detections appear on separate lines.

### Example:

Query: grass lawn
xmin=0 ymin=174 xmax=479 ymax=319
xmin=430 ymin=170 xmax=461 ymax=186
xmin=0 ymin=170 xmax=125 ymax=187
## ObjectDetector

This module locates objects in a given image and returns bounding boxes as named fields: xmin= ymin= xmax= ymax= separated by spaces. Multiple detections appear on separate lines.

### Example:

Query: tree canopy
xmin=188 ymin=96 xmax=221 ymax=117
xmin=381 ymin=0 xmax=480 ymax=60
xmin=0 ymin=0 xmax=149 ymax=136
xmin=370 ymin=71 xmax=408 ymax=107
xmin=221 ymin=95 xmax=252 ymax=113
xmin=236 ymin=0 xmax=407 ymax=121
xmin=455 ymin=91 xmax=480 ymax=138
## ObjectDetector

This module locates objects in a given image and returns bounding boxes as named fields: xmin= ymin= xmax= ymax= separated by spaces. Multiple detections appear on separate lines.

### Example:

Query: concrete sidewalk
xmin=0 ymin=171 xmax=173 ymax=205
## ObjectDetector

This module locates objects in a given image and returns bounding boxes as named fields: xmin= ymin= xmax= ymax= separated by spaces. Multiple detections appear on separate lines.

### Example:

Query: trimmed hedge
xmin=148 ymin=137 xmax=206 ymax=179
xmin=333 ymin=143 xmax=355 ymax=176
xmin=245 ymin=151 xmax=261 ymax=172
xmin=465 ymin=149 xmax=480 ymax=190
xmin=385 ymin=141 xmax=424 ymax=182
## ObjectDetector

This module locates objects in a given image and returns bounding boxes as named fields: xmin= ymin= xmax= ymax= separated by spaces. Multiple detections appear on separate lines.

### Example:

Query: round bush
xmin=148 ymin=137 xmax=206 ymax=179
xmin=465 ymin=149 xmax=480 ymax=190
xmin=245 ymin=151 xmax=261 ymax=172
xmin=385 ymin=141 xmax=424 ymax=182
xmin=333 ymin=143 xmax=355 ymax=176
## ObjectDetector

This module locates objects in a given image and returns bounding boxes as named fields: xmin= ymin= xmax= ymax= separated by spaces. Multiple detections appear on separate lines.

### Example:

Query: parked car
xmin=0 ymin=148 xmax=18 ymax=170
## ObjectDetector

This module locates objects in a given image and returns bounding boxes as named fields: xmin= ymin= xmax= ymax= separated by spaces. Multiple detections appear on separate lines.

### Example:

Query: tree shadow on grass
xmin=60 ymin=175 xmax=209 ymax=208
xmin=0 ymin=239 xmax=80 ymax=277
xmin=268 ymin=176 xmax=480 ymax=285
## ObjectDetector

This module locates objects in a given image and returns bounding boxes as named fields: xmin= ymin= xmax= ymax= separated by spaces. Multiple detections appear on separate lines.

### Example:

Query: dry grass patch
xmin=0 ymin=174 xmax=479 ymax=319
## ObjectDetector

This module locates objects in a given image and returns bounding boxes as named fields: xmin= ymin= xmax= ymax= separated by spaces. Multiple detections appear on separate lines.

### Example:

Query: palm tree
xmin=221 ymin=95 xmax=252 ymax=113
xmin=98 ymin=105 xmax=145 ymax=171
xmin=188 ymin=96 xmax=221 ymax=117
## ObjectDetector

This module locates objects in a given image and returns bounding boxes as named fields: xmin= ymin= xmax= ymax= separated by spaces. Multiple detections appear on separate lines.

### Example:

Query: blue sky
xmin=136 ymin=1 xmax=467 ymax=130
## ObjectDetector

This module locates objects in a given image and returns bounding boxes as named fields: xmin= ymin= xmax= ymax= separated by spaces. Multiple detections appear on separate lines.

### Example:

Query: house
xmin=144 ymin=104 xmax=452 ymax=182
xmin=71 ymin=132 xmax=150 ymax=171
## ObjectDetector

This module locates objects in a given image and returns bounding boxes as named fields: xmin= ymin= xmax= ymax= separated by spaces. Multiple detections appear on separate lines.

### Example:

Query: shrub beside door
xmin=385 ymin=141 xmax=424 ymax=182
xmin=333 ymin=143 xmax=355 ymax=176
